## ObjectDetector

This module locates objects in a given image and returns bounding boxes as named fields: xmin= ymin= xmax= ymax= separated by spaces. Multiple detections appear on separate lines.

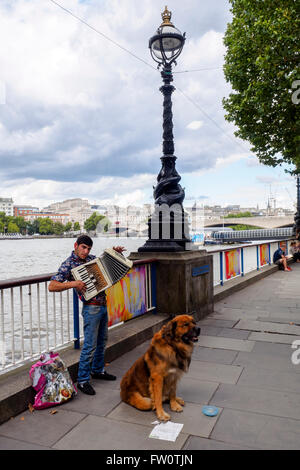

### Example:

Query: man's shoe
xmin=91 ymin=371 xmax=117 ymax=381
xmin=77 ymin=381 xmax=96 ymax=395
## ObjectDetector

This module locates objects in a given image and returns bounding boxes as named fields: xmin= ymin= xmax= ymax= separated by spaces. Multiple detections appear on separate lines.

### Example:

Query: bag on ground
xmin=29 ymin=351 xmax=77 ymax=410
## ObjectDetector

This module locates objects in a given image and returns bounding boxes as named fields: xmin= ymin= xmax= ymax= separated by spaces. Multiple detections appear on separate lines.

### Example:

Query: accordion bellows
xmin=71 ymin=248 xmax=133 ymax=301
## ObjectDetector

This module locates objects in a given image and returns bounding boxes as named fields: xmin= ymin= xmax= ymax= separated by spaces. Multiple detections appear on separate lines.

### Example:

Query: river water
xmin=0 ymin=236 xmax=148 ymax=371
xmin=0 ymin=237 xmax=147 ymax=281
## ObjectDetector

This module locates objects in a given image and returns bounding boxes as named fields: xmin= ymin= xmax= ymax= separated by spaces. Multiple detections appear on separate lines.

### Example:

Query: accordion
xmin=71 ymin=248 xmax=133 ymax=301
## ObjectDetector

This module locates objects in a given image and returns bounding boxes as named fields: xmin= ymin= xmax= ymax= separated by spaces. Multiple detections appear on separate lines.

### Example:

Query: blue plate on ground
xmin=202 ymin=406 xmax=219 ymax=417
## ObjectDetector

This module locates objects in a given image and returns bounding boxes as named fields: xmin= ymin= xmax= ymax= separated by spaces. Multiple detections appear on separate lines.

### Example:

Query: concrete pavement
xmin=1 ymin=263 xmax=300 ymax=450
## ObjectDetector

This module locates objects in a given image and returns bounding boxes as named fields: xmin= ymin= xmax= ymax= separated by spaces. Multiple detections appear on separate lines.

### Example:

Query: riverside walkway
xmin=0 ymin=264 xmax=300 ymax=450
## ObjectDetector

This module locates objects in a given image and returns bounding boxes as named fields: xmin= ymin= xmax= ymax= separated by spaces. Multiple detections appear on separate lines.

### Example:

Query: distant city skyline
xmin=10 ymin=196 xmax=296 ymax=214
xmin=0 ymin=1 xmax=298 ymax=211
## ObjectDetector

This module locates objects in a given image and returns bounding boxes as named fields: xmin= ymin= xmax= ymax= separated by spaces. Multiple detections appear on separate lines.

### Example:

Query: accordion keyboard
xmin=71 ymin=249 xmax=133 ymax=301
xmin=75 ymin=262 xmax=109 ymax=299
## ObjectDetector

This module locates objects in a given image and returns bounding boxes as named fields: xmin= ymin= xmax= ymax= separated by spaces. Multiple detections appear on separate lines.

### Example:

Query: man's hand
xmin=73 ymin=280 xmax=87 ymax=293
xmin=113 ymin=246 xmax=126 ymax=254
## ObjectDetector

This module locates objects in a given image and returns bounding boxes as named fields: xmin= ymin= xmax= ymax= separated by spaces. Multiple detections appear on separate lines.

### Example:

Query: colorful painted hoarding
xmin=106 ymin=265 xmax=148 ymax=327
xmin=225 ymin=249 xmax=241 ymax=280
xmin=260 ymin=244 xmax=270 ymax=266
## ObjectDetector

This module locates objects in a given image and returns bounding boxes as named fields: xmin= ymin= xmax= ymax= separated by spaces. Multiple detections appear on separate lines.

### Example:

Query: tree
xmin=53 ymin=222 xmax=65 ymax=235
xmin=223 ymin=0 xmax=300 ymax=173
xmin=26 ymin=219 xmax=40 ymax=235
xmin=84 ymin=212 xmax=106 ymax=231
xmin=7 ymin=221 xmax=20 ymax=233
xmin=229 ymin=224 xmax=261 ymax=230
xmin=73 ymin=222 xmax=81 ymax=231
xmin=225 ymin=211 xmax=253 ymax=218
xmin=64 ymin=221 xmax=72 ymax=232
xmin=39 ymin=218 xmax=53 ymax=235
xmin=14 ymin=216 xmax=27 ymax=234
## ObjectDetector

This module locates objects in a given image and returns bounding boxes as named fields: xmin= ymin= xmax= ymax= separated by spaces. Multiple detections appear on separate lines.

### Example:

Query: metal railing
xmin=0 ymin=259 xmax=156 ymax=374
xmin=213 ymin=227 xmax=294 ymax=241
xmin=210 ymin=239 xmax=292 ymax=286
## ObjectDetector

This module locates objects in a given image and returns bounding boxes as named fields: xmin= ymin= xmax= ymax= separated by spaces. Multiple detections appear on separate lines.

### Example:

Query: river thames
xmin=0 ymin=237 xmax=147 ymax=280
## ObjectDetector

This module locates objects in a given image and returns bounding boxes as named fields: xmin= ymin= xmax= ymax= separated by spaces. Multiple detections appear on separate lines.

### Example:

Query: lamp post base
xmin=130 ymin=250 xmax=214 ymax=320
xmin=138 ymin=239 xmax=189 ymax=252
xmin=138 ymin=204 xmax=191 ymax=252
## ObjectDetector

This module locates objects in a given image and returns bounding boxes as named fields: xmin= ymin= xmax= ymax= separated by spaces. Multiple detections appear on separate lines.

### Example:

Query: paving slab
xmin=197 ymin=318 xmax=238 ymax=328
xmin=192 ymin=347 xmax=238 ymax=365
xmin=53 ymin=415 xmax=188 ymax=450
xmin=233 ymin=349 xmax=300 ymax=373
xmin=197 ymin=326 xmax=223 ymax=336
xmin=217 ymin=327 xmax=251 ymax=340
xmin=187 ymin=361 xmax=243 ymax=384
xmin=211 ymin=408 xmax=300 ymax=450
xmin=257 ymin=316 xmax=300 ymax=325
xmin=211 ymin=383 xmax=300 ymax=420
xmin=183 ymin=435 xmax=258 ymax=450
xmin=248 ymin=332 xmax=300 ymax=345
xmin=0 ymin=408 xmax=86 ymax=447
xmin=176 ymin=377 xmax=219 ymax=405
xmin=237 ymin=365 xmax=300 ymax=394
xmin=107 ymin=401 xmax=221 ymax=439
xmin=61 ymin=387 xmax=121 ymax=417
xmin=196 ymin=335 xmax=255 ymax=352
xmin=0 ymin=435 xmax=51 ymax=450
xmin=211 ymin=309 xmax=260 ymax=320
xmin=252 ymin=341 xmax=295 ymax=355
xmin=235 ymin=319 xmax=300 ymax=336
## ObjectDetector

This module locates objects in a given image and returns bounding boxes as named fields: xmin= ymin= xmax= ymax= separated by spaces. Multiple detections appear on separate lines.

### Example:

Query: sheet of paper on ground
xmin=149 ymin=421 xmax=184 ymax=442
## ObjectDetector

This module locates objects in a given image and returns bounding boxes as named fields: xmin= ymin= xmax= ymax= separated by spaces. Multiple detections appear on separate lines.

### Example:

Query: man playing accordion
xmin=48 ymin=234 xmax=125 ymax=396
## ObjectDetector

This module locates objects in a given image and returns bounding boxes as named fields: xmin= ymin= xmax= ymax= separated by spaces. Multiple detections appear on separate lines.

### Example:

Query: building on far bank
xmin=0 ymin=197 xmax=13 ymax=216
xmin=22 ymin=212 xmax=70 ymax=225
xmin=14 ymin=205 xmax=40 ymax=217
xmin=43 ymin=198 xmax=93 ymax=229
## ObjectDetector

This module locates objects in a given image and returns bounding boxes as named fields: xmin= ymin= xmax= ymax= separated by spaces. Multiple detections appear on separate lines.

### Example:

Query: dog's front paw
xmin=176 ymin=396 xmax=185 ymax=406
xmin=170 ymin=400 xmax=183 ymax=412
xmin=157 ymin=410 xmax=171 ymax=421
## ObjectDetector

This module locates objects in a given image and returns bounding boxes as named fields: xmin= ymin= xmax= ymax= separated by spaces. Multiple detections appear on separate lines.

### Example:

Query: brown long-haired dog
xmin=120 ymin=315 xmax=200 ymax=421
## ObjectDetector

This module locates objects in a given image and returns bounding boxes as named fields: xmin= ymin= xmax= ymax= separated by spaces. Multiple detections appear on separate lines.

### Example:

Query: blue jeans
xmin=77 ymin=304 xmax=108 ymax=384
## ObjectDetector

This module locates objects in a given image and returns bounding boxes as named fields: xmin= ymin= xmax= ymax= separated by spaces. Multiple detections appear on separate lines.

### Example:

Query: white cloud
xmin=187 ymin=120 xmax=203 ymax=130
xmin=0 ymin=1 xmax=294 ymax=210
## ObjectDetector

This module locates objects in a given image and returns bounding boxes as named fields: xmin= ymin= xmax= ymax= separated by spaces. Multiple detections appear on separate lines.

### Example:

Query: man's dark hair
xmin=76 ymin=234 xmax=93 ymax=247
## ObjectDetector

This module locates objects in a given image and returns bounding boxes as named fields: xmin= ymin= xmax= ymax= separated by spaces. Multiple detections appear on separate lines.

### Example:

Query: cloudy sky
xmin=0 ymin=0 xmax=297 ymax=211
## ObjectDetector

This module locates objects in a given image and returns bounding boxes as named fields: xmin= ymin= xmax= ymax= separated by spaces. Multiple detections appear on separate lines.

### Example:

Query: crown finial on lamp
xmin=161 ymin=6 xmax=173 ymax=26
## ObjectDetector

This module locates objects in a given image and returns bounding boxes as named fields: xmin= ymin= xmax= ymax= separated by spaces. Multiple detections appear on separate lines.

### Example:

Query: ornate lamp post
xmin=139 ymin=7 xmax=190 ymax=252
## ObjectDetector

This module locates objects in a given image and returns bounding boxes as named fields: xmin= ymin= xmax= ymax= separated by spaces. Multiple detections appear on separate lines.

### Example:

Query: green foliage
xmin=229 ymin=224 xmax=262 ymax=230
xmin=26 ymin=219 xmax=40 ymax=235
xmin=223 ymin=0 xmax=300 ymax=173
xmin=39 ymin=218 xmax=54 ymax=235
xmin=84 ymin=212 xmax=106 ymax=231
xmin=224 ymin=211 xmax=254 ymax=218
xmin=0 ymin=211 xmax=81 ymax=235
xmin=64 ymin=221 xmax=72 ymax=232
xmin=73 ymin=222 xmax=81 ymax=231
xmin=7 ymin=221 xmax=20 ymax=233
xmin=52 ymin=222 xmax=65 ymax=235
